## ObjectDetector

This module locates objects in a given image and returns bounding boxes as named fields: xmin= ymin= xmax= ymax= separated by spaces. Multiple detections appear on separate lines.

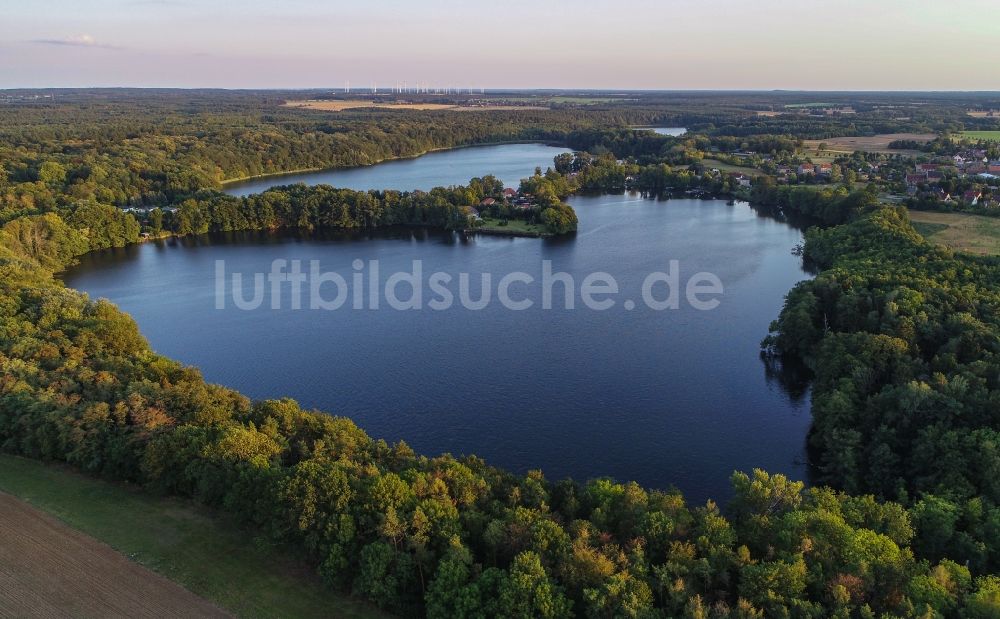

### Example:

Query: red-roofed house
xmin=502 ymin=188 xmax=517 ymax=199
xmin=967 ymin=163 xmax=988 ymax=175
xmin=964 ymin=189 xmax=983 ymax=205
xmin=797 ymin=163 xmax=815 ymax=175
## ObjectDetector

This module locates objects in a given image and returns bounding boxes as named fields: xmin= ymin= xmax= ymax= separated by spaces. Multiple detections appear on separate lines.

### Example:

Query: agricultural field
xmin=802 ymin=133 xmax=936 ymax=156
xmin=285 ymin=99 xmax=545 ymax=112
xmin=492 ymin=95 xmax=631 ymax=105
xmin=0 ymin=455 xmax=387 ymax=619
xmin=478 ymin=217 xmax=552 ymax=236
xmin=699 ymin=158 xmax=762 ymax=176
xmin=959 ymin=130 xmax=1000 ymax=142
xmin=0 ymin=492 xmax=228 ymax=618
xmin=908 ymin=209 xmax=1000 ymax=255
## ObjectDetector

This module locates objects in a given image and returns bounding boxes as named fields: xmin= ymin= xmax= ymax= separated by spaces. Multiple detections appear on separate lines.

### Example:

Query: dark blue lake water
xmin=645 ymin=127 xmax=687 ymax=136
xmin=64 ymin=145 xmax=811 ymax=503
xmin=223 ymin=143 xmax=571 ymax=197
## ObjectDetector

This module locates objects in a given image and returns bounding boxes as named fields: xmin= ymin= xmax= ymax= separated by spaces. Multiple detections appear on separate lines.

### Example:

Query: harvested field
xmin=908 ymin=210 xmax=1000 ymax=255
xmin=0 ymin=492 xmax=229 ymax=619
xmin=285 ymin=99 xmax=455 ymax=111
xmin=285 ymin=99 xmax=546 ymax=112
xmin=803 ymin=133 xmax=936 ymax=155
xmin=0 ymin=454 xmax=388 ymax=619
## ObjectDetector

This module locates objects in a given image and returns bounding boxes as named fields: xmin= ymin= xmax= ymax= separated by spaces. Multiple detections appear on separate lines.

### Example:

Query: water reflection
xmin=66 ymin=194 xmax=814 ymax=503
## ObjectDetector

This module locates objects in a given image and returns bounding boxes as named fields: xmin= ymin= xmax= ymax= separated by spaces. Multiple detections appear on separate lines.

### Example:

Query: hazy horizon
xmin=2 ymin=0 xmax=999 ymax=91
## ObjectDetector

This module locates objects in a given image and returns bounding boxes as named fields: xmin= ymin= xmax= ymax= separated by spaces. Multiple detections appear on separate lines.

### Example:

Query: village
xmin=903 ymin=149 xmax=1000 ymax=208
xmin=663 ymin=140 xmax=1000 ymax=211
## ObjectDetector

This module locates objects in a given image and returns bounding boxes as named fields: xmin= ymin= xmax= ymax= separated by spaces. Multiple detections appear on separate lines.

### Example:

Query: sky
xmin=1 ymin=0 xmax=998 ymax=90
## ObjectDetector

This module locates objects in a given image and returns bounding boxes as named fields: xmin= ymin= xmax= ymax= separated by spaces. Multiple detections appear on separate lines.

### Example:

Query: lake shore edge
xmin=218 ymin=139 xmax=569 ymax=187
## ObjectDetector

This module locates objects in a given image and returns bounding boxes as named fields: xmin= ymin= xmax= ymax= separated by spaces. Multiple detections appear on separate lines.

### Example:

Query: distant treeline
xmin=0 ymin=94 xmax=672 ymax=226
xmin=4 ymin=88 xmax=993 ymax=226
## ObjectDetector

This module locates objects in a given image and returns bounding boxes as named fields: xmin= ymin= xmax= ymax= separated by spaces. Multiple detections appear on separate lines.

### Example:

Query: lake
xmin=65 ymin=145 xmax=812 ymax=503
xmin=632 ymin=127 xmax=687 ymax=137
xmin=223 ymin=143 xmax=571 ymax=197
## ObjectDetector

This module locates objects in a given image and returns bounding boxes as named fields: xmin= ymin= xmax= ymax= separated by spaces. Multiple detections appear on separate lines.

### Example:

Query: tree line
xmin=149 ymin=177 xmax=577 ymax=238
xmin=764 ymin=206 xmax=1000 ymax=581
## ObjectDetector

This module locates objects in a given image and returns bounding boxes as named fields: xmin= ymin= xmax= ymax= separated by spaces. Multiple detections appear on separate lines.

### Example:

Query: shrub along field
xmin=960 ymin=131 xmax=1000 ymax=142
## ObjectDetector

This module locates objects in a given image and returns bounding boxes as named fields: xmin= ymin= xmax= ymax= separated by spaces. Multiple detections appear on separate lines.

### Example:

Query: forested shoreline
xmin=3 ymin=91 xmax=1000 ymax=616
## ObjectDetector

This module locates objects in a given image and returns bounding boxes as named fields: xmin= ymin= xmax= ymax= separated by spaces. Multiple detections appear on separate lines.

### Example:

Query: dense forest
xmin=764 ymin=206 xmax=1000 ymax=574
xmin=3 ymin=90 xmax=1000 ymax=617
xmin=0 ymin=90 xmax=666 ymax=225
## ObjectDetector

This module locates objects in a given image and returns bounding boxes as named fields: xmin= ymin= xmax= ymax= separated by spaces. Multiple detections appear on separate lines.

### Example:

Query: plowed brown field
xmin=0 ymin=492 xmax=230 ymax=619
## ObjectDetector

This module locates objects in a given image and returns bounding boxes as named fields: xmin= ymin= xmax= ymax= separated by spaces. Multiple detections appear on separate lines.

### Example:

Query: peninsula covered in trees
xmin=3 ymin=89 xmax=1000 ymax=617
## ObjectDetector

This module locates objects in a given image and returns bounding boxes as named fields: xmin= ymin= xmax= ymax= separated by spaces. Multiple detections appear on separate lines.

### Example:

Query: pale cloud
xmin=32 ymin=34 xmax=122 ymax=50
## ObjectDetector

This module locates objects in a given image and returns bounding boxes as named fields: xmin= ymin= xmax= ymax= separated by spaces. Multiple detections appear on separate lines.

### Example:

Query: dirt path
xmin=0 ymin=492 xmax=230 ymax=619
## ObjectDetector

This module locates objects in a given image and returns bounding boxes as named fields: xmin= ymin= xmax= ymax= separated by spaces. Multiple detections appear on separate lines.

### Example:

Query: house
xmin=926 ymin=171 xmax=945 ymax=182
xmin=966 ymin=163 xmax=988 ymax=175
xmin=989 ymin=162 xmax=1000 ymax=174
xmin=457 ymin=206 xmax=481 ymax=226
xmin=905 ymin=174 xmax=927 ymax=187
xmin=502 ymin=188 xmax=517 ymax=199
xmin=816 ymin=163 xmax=833 ymax=175
xmin=916 ymin=163 xmax=941 ymax=173
xmin=480 ymin=197 xmax=496 ymax=207
xmin=729 ymin=172 xmax=751 ymax=188
xmin=797 ymin=163 xmax=815 ymax=175
xmin=963 ymin=189 xmax=983 ymax=205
